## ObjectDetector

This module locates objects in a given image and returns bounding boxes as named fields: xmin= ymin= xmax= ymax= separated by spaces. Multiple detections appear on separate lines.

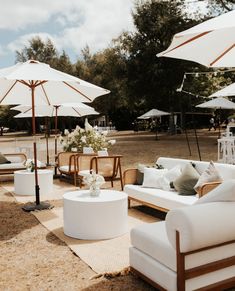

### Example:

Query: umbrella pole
xmin=184 ymin=126 xmax=192 ymax=156
xmin=22 ymin=85 xmax=51 ymax=212
xmin=45 ymin=117 xmax=50 ymax=166
xmin=54 ymin=106 xmax=59 ymax=177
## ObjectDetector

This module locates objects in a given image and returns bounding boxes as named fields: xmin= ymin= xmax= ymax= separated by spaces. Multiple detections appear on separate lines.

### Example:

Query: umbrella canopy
xmin=0 ymin=60 xmax=110 ymax=211
xmin=12 ymin=103 xmax=99 ymax=166
xmin=0 ymin=60 xmax=110 ymax=105
xmin=12 ymin=103 xmax=99 ymax=118
xmin=157 ymin=10 xmax=235 ymax=67
xmin=196 ymin=97 xmax=235 ymax=109
xmin=210 ymin=82 xmax=235 ymax=98
xmin=137 ymin=109 xmax=170 ymax=119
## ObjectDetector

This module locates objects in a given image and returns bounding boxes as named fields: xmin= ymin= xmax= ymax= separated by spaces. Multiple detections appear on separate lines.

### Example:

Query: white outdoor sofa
xmin=123 ymin=157 xmax=235 ymax=212
xmin=0 ymin=153 xmax=27 ymax=175
xmin=129 ymin=180 xmax=235 ymax=291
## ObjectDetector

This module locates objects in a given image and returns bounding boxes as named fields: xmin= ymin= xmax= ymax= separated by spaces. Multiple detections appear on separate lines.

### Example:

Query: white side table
xmin=14 ymin=169 xmax=53 ymax=195
xmin=63 ymin=190 xmax=128 ymax=240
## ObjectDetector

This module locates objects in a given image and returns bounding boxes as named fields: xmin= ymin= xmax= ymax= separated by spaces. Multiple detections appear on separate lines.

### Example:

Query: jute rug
xmin=2 ymin=179 xmax=77 ymax=203
xmin=32 ymin=206 xmax=160 ymax=274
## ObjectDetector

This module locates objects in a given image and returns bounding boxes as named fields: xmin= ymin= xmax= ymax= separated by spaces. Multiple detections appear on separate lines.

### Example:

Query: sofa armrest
xmin=166 ymin=201 xmax=235 ymax=252
xmin=4 ymin=153 xmax=27 ymax=163
xmin=123 ymin=168 xmax=138 ymax=185
xmin=198 ymin=181 xmax=222 ymax=197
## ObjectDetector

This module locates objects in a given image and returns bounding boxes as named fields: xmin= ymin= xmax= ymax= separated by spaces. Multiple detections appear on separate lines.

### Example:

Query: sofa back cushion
xmin=165 ymin=201 xmax=235 ymax=252
xmin=156 ymin=157 xmax=235 ymax=180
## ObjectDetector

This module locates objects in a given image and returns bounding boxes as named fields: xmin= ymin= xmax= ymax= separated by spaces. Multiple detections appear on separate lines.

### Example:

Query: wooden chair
xmin=57 ymin=152 xmax=78 ymax=185
xmin=90 ymin=155 xmax=124 ymax=190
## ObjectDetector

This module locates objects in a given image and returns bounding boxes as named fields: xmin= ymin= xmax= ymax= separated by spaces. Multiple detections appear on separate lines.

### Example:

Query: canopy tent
xmin=157 ymin=10 xmax=235 ymax=67
xmin=0 ymin=60 xmax=110 ymax=211
xmin=137 ymin=109 xmax=170 ymax=119
xmin=12 ymin=103 xmax=99 ymax=165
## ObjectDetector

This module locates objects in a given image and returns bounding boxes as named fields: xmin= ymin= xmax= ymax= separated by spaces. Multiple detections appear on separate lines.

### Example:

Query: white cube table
xmin=14 ymin=169 xmax=53 ymax=196
xmin=63 ymin=190 xmax=128 ymax=240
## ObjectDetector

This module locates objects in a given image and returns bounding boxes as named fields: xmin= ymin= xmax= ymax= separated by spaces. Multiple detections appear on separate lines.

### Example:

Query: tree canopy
xmin=1 ymin=0 xmax=233 ymax=131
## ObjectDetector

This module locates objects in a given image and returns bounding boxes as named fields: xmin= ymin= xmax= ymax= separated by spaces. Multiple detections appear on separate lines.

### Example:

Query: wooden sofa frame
xmin=131 ymin=231 xmax=235 ymax=291
xmin=123 ymin=168 xmax=221 ymax=213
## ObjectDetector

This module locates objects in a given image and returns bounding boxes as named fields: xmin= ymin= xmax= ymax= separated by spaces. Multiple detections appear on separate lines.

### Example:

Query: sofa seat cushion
xmin=131 ymin=221 xmax=235 ymax=275
xmin=59 ymin=165 xmax=75 ymax=173
xmin=0 ymin=162 xmax=25 ymax=170
xmin=131 ymin=221 xmax=176 ymax=271
xmin=124 ymin=184 xmax=197 ymax=210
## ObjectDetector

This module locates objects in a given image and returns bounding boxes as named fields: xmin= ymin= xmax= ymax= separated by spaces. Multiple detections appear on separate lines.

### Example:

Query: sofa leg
xmin=128 ymin=198 xmax=131 ymax=209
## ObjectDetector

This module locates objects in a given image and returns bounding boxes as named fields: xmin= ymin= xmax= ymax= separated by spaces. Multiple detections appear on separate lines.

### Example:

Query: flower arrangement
xmin=59 ymin=119 xmax=116 ymax=153
xmin=83 ymin=170 xmax=105 ymax=196
xmin=24 ymin=159 xmax=35 ymax=172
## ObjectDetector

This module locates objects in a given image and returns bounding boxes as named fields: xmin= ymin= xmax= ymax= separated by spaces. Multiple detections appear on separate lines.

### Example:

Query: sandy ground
xmin=0 ymin=129 xmax=219 ymax=291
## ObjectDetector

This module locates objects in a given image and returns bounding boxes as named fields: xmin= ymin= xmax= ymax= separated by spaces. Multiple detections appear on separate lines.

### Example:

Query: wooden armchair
xmin=57 ymin=152 xmax=78 ymax=185
xmin=90 ymin=155 xmax=124 ymax=190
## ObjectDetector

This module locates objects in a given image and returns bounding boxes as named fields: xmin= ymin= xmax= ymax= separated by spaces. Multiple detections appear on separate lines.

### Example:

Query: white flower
xmin=83 ymin=170 xmax=105 ymax=187
xmin=81 ymin=136 xmax=86 ymax=143
xmin=102 ymin=130 xmax=108 ymax=136
xmin=108 ymin=139 xmax=116 ymax=145
xmin=85 ymin=118 xmax=93 ymax=131
xmin=64 ymin=129 xmax=69 ymax=135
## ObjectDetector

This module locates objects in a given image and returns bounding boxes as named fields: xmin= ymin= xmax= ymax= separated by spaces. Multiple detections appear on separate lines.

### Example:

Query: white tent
xmin=137 ymin=109 xmax=170 ymax=119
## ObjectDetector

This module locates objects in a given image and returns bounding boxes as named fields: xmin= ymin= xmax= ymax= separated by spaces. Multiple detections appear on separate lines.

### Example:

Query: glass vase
xmin=89 ymin=185 xmax=101 ymax=197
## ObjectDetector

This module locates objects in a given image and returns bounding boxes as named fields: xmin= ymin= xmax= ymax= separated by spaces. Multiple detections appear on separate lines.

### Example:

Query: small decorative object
xmin=59 ymin=118 xmax=116 ymax=153
xmin=24 ymin=159 xmax=35 ymax=172
xmin=83 ymin=170 xmax=105 ymax=197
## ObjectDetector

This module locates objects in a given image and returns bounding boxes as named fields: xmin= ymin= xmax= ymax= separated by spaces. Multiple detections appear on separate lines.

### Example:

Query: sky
xmin=0 ymin=0 xmax=135 ymax=68
xmin=0 ymin=0 xmax=208 ymax=69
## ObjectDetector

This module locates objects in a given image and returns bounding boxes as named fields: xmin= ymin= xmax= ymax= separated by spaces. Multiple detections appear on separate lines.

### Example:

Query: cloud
xmin=1 ymin=0 xmax=135 ymax=63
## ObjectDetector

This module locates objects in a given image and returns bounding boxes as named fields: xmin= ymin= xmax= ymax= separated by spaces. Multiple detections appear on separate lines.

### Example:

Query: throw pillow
xmin=135 ymin=164 xmax=146 ymax=185
xmin=195 ymin=179 xmax=235 ymax=204
xmin=0 ymin=153 xmax=10 ymax=164
xmin=194 ymin=161 xmax=223 ymax=193
xmin=142 ymin=167 xmax=168 ymax=188
xmin=173 ymin=162 xmax=200 ymax=195
xmin=158 ymin=165 xmax=182 ymax=191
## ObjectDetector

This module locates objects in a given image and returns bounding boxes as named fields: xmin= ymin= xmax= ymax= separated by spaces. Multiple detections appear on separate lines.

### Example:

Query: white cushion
xmin=195 ymin=179 xmax=235 ymax=204
xmin=0 ymin=163 xmax=25 ymax=169
xmin=194 ymin=161 xmax=222 ymax=193
xmin=165 ymin=201 xmax=235 ymax=252
xmin=124 ymin=184 xmax=197 ymax=210
xmin=159 ymin=165 xmax=182 ymax=190
xmin=156 ymin=157 xmax=235 ymax=180
xmin=142 ymin=168 xmax=168 ymax=188
xmin=6 ymin=156 xmax=23 ymax=163
xmin=59 ymin=165 xmax=75 ymax=172
xmin=130 ymin=221 xmax=235 ymax=279
xmin=131 ymin=221 xmax=176 ymax=271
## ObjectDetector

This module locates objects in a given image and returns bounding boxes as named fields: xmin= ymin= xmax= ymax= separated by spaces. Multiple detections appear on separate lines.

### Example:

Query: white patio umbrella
xmin=157 ymin=10 xmax=235 ymax=67
xmin=196 ymin=97 xmax=235 ymax=136
xmin=137 ymin=109 xmax=170 ymax=140
xmin=210 ymin=82 xmax=235 ymax=98
xmin=196 ymin=97 xmax=235 ymax=110
xmin=137 ymin=108 xmax=170 ymax=119
xmin=0 ymin=60 xmax=109 ymax=211
xmin=12 ymin=103 xmax=99 ymax=165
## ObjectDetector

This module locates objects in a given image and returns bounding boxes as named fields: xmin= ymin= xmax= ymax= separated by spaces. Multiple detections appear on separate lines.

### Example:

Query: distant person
xmin=208 ymin=117 xmax=216 ymax=131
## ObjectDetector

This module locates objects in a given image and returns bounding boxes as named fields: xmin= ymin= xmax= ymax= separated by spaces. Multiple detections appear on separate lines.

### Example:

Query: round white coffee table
xmin=63 ymin=190 xmax=128 ymax=240
xmin=14 ymin=169 xmax=53 ymax=196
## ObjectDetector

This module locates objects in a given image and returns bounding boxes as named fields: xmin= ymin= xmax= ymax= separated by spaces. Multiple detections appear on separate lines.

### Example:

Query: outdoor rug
xmin=32 ymin=206 xmax=160 ymax=274
xmin=2 ymin=179 xmax=77 ymax=203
